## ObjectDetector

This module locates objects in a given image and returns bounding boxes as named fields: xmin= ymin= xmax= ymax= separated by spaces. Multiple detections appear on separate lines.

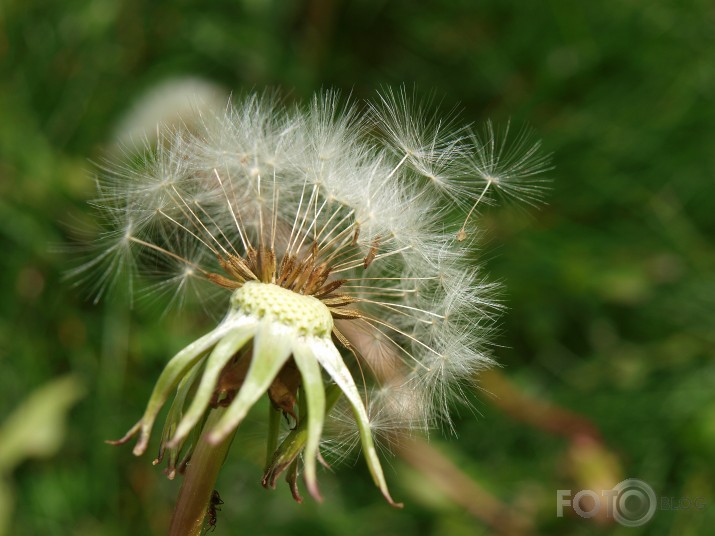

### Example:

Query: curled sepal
xmin=168 ymin=321 xmax=257 ymax=448
xmin=154 ymin=358 xmax=204 ymax=478
xmin=109 ymin=322 xmax=235 ymax=456
xmin=208 ymin=321 xmax=294 ymax=444
xmin=292 ymin=338 xmax=326 ymax=502
xmin=261 ymin=424 xmax=306 ymax=494
xmin=262 ymin=384 xmax=342 ymax=498
xmin=286 ymin=458 xmax=303 ymax=503
xmin=311 ymin=338 xmax=403 ymax=508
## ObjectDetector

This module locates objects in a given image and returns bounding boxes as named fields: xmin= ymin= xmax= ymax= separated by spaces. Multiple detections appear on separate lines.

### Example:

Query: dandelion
xmin=75 ymin=89 xmax=548 ymax=532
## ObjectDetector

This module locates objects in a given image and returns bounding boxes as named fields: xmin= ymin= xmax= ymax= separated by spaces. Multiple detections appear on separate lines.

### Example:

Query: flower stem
xmin=168 ymin=408 xmax=235 ymax=536
xmin=265 ymin=404 xmax=282 ymax=469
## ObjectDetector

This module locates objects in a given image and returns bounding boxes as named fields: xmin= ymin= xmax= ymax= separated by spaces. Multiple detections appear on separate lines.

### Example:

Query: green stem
xmin=168 ymin=408 xmax=235 ymax=536
xmin=265 ymin=404 xmax=282 ymax=469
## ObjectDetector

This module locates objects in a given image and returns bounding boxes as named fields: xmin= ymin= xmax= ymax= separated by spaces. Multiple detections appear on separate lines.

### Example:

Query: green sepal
xmin=112 ymin=322 xmax=235 ymax=456
xmin=208 ymin=321 xmax=294 ymax=444
xmin=311 ymin=338 xmax=403 ymax=508
xmin=169 ymin=322 xmax=256 ymax=448
xmin=262 ymin=384 xmax=342 ymax=495
xmin=155 ymin=358 xmax=204 ymax=478
xmin=292 ymin=338 xmax=326 ymax=501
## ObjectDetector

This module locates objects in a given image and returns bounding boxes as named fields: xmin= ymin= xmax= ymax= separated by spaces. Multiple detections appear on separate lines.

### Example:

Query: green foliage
xmin=2 ymin=0 xmax=714 ymax=534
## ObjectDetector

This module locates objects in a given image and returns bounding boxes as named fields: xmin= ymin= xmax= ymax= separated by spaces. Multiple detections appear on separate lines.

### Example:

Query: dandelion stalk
xmin=168 ymin=408 xmax=235 ymax=536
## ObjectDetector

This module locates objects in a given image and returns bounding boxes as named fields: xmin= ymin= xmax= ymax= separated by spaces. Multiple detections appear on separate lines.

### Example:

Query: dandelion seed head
xmin=77 ymin=89 xmax=549 ymax=505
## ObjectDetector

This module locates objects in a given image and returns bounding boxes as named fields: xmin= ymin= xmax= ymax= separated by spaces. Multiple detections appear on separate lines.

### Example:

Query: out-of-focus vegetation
xmin=1 ymin=1 xmax=714 ymax=534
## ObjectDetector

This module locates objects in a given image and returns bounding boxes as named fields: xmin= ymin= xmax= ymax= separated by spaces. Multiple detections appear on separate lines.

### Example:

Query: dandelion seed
xmin=463 ymin=120 xmax=552 ymax=207
xmin=76 ymin=90 xmax=549 ymax=509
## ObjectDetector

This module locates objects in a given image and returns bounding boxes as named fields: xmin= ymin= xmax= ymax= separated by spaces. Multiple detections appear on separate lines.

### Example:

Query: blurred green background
xmin=1 ymin=1 xmax=714 ymax=534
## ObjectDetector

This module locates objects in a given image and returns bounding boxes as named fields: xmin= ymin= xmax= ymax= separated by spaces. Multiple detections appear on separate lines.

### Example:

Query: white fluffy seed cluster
xmin=78 ymin=89 xmax=549 ymax=433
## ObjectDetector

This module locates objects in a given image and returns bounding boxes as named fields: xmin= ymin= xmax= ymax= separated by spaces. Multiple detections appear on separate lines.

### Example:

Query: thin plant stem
xmin=265 ymin=404 xmax=282 ymax=469
xmin=168 ymin=408 xmax=235 ymax=536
